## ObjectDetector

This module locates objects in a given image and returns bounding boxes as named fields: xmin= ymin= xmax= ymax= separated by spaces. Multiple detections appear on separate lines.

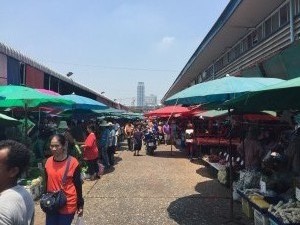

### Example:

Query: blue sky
xmin=0 ymin=0 xmax=229 ymax=105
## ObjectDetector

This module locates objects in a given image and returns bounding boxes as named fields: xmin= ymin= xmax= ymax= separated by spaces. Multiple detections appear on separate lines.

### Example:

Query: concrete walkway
xmin=35 ymin=144 xmax=253 ymax=225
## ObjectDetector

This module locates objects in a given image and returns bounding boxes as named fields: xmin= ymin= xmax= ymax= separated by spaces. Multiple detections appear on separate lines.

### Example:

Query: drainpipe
xmin=290 ymin=0 xmax=295 ymax=43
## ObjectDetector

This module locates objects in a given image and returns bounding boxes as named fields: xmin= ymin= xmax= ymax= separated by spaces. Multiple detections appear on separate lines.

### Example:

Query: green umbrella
xmin=223 ymin=77 xmax=300 ymax=111
xmin=0 ymin=85 xmax=74 ymax=139
xmin=164 ymin=75 xmax=283 ymax=105
xmin=0 ymin=85 xmax=74 ymax=108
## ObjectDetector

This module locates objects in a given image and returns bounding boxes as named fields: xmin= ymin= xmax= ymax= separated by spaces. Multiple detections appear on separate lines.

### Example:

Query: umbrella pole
xmin=38 ymin=107 xmax=41 ymax=139
xmin=24 ymin=103 xmax=28 ymax=145
xmin=224 ymin=109 xmax=242 ymax=224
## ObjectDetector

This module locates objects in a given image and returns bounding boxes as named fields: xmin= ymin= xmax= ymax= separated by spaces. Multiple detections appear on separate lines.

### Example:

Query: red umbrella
xmin=144 ymin=105 xmax=190 ymax=117
xmin=242 ymin=113 xmax=278 ymax=121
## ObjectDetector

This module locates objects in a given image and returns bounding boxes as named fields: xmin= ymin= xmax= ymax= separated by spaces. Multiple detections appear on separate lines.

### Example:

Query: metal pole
xmin=228 ymin=108 xmax=234 ymax=219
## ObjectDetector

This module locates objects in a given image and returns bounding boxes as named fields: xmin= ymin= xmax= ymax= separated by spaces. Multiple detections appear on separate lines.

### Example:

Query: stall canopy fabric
xmin=93 ymin=108 xmax=127 ymax=115
xmin=61 ymin=93 xmax=108 ymax=110
xmin=196 ymin=110 xmax=277 ymax=121
xmin=197 ymin=110 xmax=228 ymax=118
xmin=144 ymin=105 xmax=190 ymax=117
xmin=164 ymin=75 xmax=284 ymax=106
xmin=0 ymin=113 xmax=21 ymax=126
xmin=223 ymin=76 xmax=300 ymax=111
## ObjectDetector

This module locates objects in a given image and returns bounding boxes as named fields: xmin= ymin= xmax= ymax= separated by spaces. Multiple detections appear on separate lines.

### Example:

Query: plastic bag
xmin=75 ymin=217 xmax=85 ymax=225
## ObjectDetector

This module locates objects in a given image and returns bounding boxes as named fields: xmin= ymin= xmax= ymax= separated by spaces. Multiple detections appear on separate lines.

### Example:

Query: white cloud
xmin=156 ymin=36 xmax=175 ymax=51
xmin=161 ymin=36 xmax=175 ymax=46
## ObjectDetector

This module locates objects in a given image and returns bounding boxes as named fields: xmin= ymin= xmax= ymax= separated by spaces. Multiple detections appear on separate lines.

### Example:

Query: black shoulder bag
xmin=40 ymin=156 xmax=71 ymax=214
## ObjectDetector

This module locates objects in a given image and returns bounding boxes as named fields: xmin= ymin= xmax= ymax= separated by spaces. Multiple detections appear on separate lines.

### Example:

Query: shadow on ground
xmin=114 ymin=156 xmax=122 ymax=165
xmin=196 ymin=165 xmax=216 ymax=179
xmin=153 ymin=150 xmax=186 ymax=159
xmin=167 ymin=179 xmax=253 ymax=225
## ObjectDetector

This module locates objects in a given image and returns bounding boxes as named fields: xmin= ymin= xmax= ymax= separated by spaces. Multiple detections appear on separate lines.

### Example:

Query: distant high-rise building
xmin=145 ymin=94 xmax=157 ymax=106
xmin=137 ymin=82 xmax=145 ymax=107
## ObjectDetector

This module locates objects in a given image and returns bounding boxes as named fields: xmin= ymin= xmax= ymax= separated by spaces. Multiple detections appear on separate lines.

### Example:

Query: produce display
xmin=268 ymin=199 xmax=300 ymax=224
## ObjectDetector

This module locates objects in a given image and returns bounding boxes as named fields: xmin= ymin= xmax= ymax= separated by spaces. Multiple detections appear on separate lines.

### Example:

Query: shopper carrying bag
xmin=43 ymin=134 xmax=84 ymax=225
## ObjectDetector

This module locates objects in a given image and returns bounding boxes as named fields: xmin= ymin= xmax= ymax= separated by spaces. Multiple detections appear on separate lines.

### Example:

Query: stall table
xmin=202 ymin=156 xmax=226 ymax=171
xmin=195 ymin=136 xmax=240 ymax=147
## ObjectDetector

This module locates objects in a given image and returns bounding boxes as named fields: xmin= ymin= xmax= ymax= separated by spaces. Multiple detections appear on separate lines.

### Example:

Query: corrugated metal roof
xmin=162 ymin=0 xmax=284 ymax=102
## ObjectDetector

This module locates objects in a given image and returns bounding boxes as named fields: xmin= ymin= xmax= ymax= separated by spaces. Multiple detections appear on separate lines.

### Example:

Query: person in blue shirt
xmin=107 ymin=122 xmax=116 ymax=166
xmin=99 ymin=121 xmax=110 ymax=169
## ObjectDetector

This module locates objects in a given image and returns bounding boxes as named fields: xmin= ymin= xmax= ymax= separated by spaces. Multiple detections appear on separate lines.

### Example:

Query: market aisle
xmin=34 ymin=144 xmax=253 ymax=225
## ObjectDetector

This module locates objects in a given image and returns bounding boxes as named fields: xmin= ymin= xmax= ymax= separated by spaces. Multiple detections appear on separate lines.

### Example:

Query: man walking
xmin=0 ymin=140 xmax=35 ymax=225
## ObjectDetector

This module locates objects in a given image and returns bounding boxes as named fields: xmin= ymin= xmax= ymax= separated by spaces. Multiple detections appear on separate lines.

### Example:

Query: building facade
xmin=0 ymin=42 xmax=127 ymax=109
xmin=137 ymin=82 xmax=145 ymax=107
xmin=145 ymin=94 xmax=157 ymax=107
xmin=163 ymin=0 xmax=300 ymax=102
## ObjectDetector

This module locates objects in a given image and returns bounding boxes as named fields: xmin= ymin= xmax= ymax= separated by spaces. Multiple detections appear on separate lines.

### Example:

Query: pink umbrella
xmin=37 ymin=89 xmax=60 ymax=96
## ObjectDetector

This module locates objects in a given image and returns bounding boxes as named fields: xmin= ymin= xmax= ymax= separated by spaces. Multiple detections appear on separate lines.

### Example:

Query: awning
xmin=197 ymin=110 xmax=228 ymax=118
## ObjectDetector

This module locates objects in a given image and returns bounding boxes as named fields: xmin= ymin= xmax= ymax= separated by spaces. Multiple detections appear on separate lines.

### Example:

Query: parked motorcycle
xmin=144 ymin=130 xmax=157 ymax=155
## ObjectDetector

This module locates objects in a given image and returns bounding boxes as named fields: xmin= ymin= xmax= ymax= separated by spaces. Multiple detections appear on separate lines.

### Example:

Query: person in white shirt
xmin=185 ymin=122 xmax=195 ymax=161
xmin=0 ymin=140 xmax=35 ymax=225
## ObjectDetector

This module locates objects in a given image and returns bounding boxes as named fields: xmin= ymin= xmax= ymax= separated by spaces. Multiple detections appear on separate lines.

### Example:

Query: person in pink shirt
xmin=81 ymin=124 xmax=99 ymax=180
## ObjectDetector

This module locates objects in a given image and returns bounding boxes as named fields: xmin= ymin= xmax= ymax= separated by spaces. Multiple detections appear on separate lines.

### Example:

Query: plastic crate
xmin=242 ymin=197 xmax=253 ymax=218
xmin=254 ymin=209 xmax=269 ymax=225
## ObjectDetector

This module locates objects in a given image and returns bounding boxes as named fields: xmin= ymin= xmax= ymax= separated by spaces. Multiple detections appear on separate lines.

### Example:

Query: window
xmin=228 ymin=49 xmax=235 ymax=62
xmin=202 ymin=71 xmax=207 ymax=80
xmin=198 ymin=74 xmax=202 ymax=83
xmin=215 ymin=57 xmax=224 ymax=73
xmin=223 ymin=53 xmax=229 ymax=65
xmin=206 ymin=65 xmax=214 ymax=78
xmin=241 ymin=38 xmax=249 ymax=53
xmin=247 ymin=34 xmax=252 ymax=49
xmin=252 ymin=30 xmax=258 ymax=46
xmin=265 ymin=17 xmax=272 ymax=37
xmin=257 ymin=25 xmax=263 ymax=41
xmin=272 ymin=12 xmax=280 ymax=32
xmin=233 ymin=44 xmax=241 ymax=58
xmin=280 ymin=3 xmax=289 ymax=26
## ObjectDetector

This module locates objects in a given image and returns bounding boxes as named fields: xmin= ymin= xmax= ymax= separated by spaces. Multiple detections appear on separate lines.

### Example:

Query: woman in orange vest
xmin=44 ymin=134 xmax=84 ymax=225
